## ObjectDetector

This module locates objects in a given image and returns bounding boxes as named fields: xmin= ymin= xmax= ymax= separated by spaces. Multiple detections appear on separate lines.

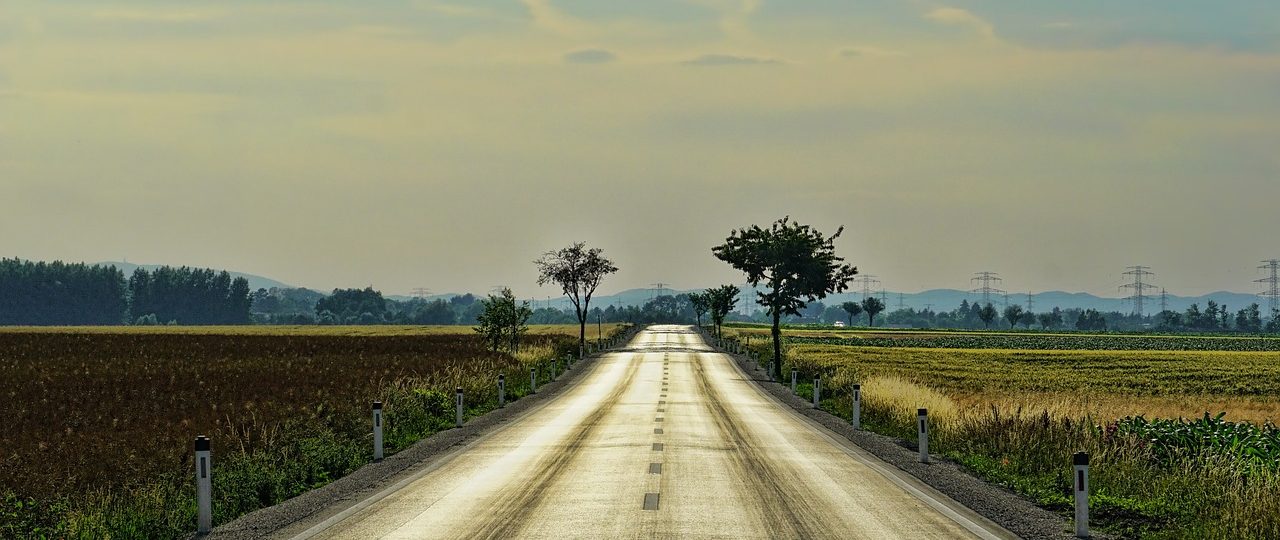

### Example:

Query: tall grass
xmin=768 ymin=341 xmax=1280 ymax=538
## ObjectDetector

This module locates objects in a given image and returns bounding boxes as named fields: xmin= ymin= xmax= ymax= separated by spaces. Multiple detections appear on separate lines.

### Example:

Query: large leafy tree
xmin=713 ymin=217 xmax=857 ymax=379
xmin=706 ymin=284 xmax=740 ymax=339
xmin=861 ymin=297 xmax=885 ymax=327
xmin=689 ymin=292 xmax=710 ymax=327
xmin=535 ymin=242 xmax=619 ymax=358
xmin=978 ymin=303 xmax=998 ymax=329
xmin=1003 ymin=304 xmax=1024 ymax=329
xmin=840 ymin=301 xmax=862 ymax=326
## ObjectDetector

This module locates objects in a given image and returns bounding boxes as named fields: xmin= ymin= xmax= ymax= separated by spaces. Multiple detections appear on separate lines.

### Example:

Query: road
xmin=282 ymin=325 xmax=1014 ymax=539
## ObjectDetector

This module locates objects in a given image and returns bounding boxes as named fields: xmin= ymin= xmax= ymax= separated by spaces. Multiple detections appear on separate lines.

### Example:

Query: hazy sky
xmin=2 ymin=1 xmax=1278 ymax=298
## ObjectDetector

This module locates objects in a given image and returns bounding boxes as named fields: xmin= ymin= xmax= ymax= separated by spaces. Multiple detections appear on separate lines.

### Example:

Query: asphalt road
xmin=279 ymin=325 xmax=1015 ymax=540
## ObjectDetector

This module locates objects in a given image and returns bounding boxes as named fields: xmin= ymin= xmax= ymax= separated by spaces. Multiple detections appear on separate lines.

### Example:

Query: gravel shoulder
xmin=200 ymin=338 xmax=624 ymax=540
xmin=717 ymin=338 xmax=1108 ymax=540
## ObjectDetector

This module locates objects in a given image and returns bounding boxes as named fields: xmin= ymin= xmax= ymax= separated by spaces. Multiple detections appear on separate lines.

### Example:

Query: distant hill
xmin=95 ymin=261 xmax=293 ymax=292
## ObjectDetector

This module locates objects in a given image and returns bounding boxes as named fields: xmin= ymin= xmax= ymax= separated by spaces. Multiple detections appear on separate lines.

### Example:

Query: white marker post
xmin=566 ymin=354 xmax=572 ymax=370
xmin=917 ymin=408 xmax=930 ymax=463
xmin=372 ymin=401 xmax=384 ymax=461
xmin=455 ymin=387 xmax=464 ymax=428
xmin=498 ymin=375 xmax=506 ymax=408
xmin=851 ymin=384 xmax=862 ymax=430
xmin=1074 ymin=452 xmax=1090 ymax=538
xmin=195 ymin=435 xmax=212 ymax=534
xmin=791 ymin=368 xmax=798 ymax=394
xmin=530 ymin=367 xmax=537 ymax=394
xmin=551 ymin=358 xmax=557 ymax=380
xmin=813 ymin=377 xmax=821 ymax=408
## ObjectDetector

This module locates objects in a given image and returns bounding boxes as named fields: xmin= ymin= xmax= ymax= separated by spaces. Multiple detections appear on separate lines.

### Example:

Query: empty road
xmin=281 ymin=325 xmax=1014 ymax=539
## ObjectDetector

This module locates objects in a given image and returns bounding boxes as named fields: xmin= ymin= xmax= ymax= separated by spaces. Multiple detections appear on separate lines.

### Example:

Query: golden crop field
xmin=0 ymin=323 xmax=621 ymax=337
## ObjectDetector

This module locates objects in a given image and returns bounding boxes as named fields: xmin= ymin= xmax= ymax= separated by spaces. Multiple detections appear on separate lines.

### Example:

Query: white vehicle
xmin=833 ymin=321 xmax=846 ymax=328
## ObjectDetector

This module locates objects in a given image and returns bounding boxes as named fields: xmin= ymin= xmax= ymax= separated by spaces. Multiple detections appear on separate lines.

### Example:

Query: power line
xmin=1258 ymin=260 xmax=1280 ymax=316
xmin=1120 ymin=266 xmax=1158 ymax=317
xmin=970 ymin=272 xmax=1004 ymax=306
xmin=854 ymin=275 xmax=880 ymax=300
xmin=649 ymin=282 xmax=668 ymax=301
xmin=411 ymin=287 xmax=431 ymax=300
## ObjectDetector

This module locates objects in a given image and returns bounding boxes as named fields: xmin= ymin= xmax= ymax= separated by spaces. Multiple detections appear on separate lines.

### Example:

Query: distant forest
xmin=2 ymin=258 xmax=1277 ymax=332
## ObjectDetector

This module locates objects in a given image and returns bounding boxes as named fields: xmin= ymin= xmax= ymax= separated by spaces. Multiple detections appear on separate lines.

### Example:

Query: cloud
xmin=90 ymin=9 xmax=223 ymax=23
xmin=563 ymin=48 xmax=617 ymax=64
xmin=416 ymin=2 xmax=496 ymax=18
xmin=838 ymin=46 xmax=906 ymax=59
xmin=926 ymin=7 xmax=997 ymax=42
xmin=683 ymin=53 xmax=779 ymax=66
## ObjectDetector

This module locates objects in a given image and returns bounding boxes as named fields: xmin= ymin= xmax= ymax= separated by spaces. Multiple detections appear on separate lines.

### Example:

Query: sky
xmin=2 ymin=1 xmax=1278 ymax=298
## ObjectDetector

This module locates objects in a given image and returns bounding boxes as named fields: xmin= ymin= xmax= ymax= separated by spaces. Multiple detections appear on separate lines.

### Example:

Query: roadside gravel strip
xmin=200 ymin=342 xmax=617 ymax=540
xmin=719 ymin=342 xmax=1111 ymax=540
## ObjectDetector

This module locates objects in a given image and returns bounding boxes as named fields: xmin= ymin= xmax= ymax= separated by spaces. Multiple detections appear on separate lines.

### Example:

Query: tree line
xmin=0 ymin=259 xmax=252 ymax=325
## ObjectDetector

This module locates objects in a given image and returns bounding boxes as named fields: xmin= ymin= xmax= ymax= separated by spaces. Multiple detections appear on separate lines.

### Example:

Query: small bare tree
xmin=535 ymin=242 xmax=618 ymax=358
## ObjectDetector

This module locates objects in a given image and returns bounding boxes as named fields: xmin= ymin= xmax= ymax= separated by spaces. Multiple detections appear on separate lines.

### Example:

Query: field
xmin=729 ymin=326 xmax=1280 ymax=538
xmin=0 ymin=324 xmax=619 ymax=538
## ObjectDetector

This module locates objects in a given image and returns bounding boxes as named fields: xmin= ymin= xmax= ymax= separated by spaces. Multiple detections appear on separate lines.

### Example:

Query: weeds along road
xmin=278 ymin=325 xmax=1013 ymax=540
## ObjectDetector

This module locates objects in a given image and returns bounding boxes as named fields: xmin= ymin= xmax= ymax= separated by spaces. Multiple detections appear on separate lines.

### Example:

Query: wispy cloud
xmin=926 ymin=7 xmax=997 ymax=42
xmin=90 ymin=9 xmax=224 ymax=23
xmin=839 ymin=46 xmax=907 ymax=59
xmin=683 ymin=53 xmax=779 ymax=66
xmin=564 ymin=49 xmax=617 ymax=64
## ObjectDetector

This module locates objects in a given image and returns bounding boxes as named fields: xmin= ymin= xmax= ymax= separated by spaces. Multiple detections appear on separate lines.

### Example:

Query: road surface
xmin=282 ymin=325 xmax=1014 ymax=539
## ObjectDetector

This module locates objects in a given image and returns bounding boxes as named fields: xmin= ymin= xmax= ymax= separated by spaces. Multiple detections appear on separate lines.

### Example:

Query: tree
xmin=1003 ymin=304 xmax=1024 ymax=329
xmin=1036 ymin=312 xmax=1053 ymax=330
xmin=1236 ymin=303 xmax=1263 ymax=333
xmin=978 ymin=303 xmax=997 ymax=329
xmin=862 ymin=297 xmax=885 ymax=327
xmin=1019 ymin=311 xmax=1037 ymax=328
xmin=713 ymin=217 xmax=857 ymax=380
xmin=535 ymin=242 xmax=619 ymax=358
xmin=474 ymin=288 xmax=532 ymax=352
xmin=689 ymin=292 xmax=710 ymax=327
xmin=1076 ymin=309 xmax=1107 ymax=331
xmin=840 ymin=301 xmax=863 ymax=326
xmin=706 ymin=285 xmax=741 ymax=338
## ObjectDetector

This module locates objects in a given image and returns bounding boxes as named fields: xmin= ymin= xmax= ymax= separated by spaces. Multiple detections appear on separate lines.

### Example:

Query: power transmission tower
xmin=1120 ymin=266 xmax=1158 ymax=317
xmin=897 ymin=293 xmax=906 ymax=311
xmin=1025 ymin=291 xmax=1034 ymax=311
xmin=1258 ymin=260 xmax=1280 ymax=316
xmin=1160 ymin=288 xmax=1169 ymax=314
xmin=1002 ymin=292 xmax=1010 ymax=309
xmin=878 ymin=289 xmax=888 ymax=305
xmin=411 ymin=287 xmax=431 ymax=300
xmin=854 ymin=275 xmax=880 ymax=300
xmin=649 ymin=282 xmax=668 ymax=301
xmin=970 ymin=272 xmax=1004 ymax=306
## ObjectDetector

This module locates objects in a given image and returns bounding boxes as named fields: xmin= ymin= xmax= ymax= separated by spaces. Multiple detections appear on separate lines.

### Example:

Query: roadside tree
xmin=712 ymin=217 xmax=857 ymax=380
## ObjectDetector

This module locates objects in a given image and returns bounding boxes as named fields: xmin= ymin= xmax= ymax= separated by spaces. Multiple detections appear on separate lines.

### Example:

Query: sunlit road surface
xmin=286 ymin=325 xmax=1013 ymax=540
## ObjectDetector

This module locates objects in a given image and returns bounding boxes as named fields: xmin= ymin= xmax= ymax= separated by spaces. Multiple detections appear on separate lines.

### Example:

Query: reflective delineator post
xmin=791 ymin=368 xmax=798 ymax=394
xmin=1074 ymin=452 xmax=1090 ymax=538
xmin=917 ymin=408 xmax=930 ymax=463
xmin=530 ymin=367 xmax=537 ymax=394
xmin=851 ymin=384 xmax=862 ymax=430
xmin=498 ymin=375 xmax=506 ymax=408
xmin=551 ymin=357 xmax=558 ymax=380
xmin=455 ymin=387 xmax=464 ymax=428
xmin=813 ymin=377 xmax=821 ymax=408
xmin=373 ymin=401 xmax=384 ymax=461
xmin=195 ymin=436 xmax=212 ymax=534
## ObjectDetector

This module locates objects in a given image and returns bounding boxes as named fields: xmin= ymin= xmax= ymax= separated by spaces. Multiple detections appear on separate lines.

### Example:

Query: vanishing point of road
xmin=280 ymin=325 xmax=1015 ymax=539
